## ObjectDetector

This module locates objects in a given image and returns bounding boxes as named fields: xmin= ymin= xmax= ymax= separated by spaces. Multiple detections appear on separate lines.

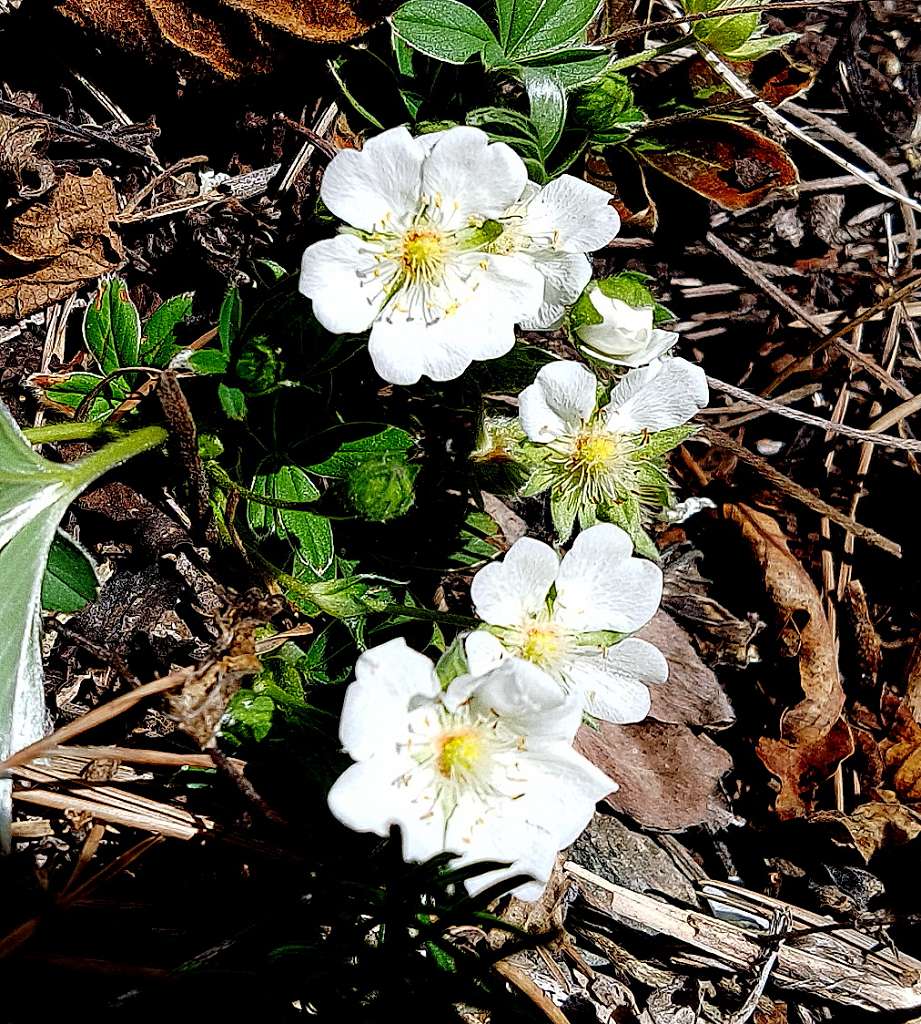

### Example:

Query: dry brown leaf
xmin=0 ymin=112 xmax=56 ymax=204
xmin=812 ymin=794 xmax=921 ymax=862
xmin=0 ymin=169 xmax=123 ymax=320
xmin=637 ymin=611 xmax=735 ymax=729
xmin=880 ymin=701 xmax=921 ymax=801
xmin=575 ymin=720 xmax=736 ymax=832
xmin=725 ymin=503 xmax=853 ymax=818
xmin=54 ymin=0 xmax=398 ymax=79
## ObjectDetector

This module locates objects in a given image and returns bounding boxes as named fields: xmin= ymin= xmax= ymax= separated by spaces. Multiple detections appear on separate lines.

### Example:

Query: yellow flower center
xmin=436 ymin=729 xmax=483 ymax=779
xmin=519 ymin=623 xmax=565 ymax=668
xmin=400 ymin=228 xmax=445 ymax=282
xmin=573 ymin=431 xmax=620 ymax=471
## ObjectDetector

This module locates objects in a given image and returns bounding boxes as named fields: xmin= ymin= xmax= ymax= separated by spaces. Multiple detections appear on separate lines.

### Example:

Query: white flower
xmin=489 ymin=177 xmax=621 ymax=330
xmin=575 ymin=290 xmax=678 ymax=367
xmin=327 ymin=637 xmax=614 ymax=900
xmin=514 ymin=358 xmax=708 ymax=542
xmin=299 ymin=125 xmax=545 ymax=386
xmin=469 ymin=525 xmax=666 ymax=723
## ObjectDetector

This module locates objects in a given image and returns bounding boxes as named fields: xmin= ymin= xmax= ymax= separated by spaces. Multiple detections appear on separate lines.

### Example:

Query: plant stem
xmin=67 ymin=425 xmax=170 ymax=489
xmin=23 ymin=421 xmax=110 ymax=444
xmin=380 ymin=603 xmax=478 ymax=630
xmin=609 ymin=35 xmax=688 ymax=71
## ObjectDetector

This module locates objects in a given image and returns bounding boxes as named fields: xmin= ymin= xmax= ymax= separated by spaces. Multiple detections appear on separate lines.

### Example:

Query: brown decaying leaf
xmin=637 ymin=611 xmax=735 ymax=729
xmin=0 ymin=169 xmax=123 ymax=320
xmin=687 ymin=52 xmax=817 ymax=108
xmin=725 ymin=503 xmax=853 ymax=818
xmin=585 ymin=148 xmax=658 ymax=231
xmin=575 ymin=720 xmax=736 ymax=832
xmin=880 ymin=702 xmax=921 ymax=802
xmin=812 ymin=793 xmax=921 ymax=862
xmin=54 ymin=0 xmax=398 ymax=79
xmin=637 ymin=121 xmax=799 ymax=211
xmin=0 ymin=113 xmax=56 ymax=204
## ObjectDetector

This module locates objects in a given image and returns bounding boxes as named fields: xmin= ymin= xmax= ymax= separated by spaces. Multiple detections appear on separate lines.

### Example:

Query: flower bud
xmin=572 ymin=283 xmax=678 ymax=368
xmin=345 ymin=456 xmax=416 ymax=522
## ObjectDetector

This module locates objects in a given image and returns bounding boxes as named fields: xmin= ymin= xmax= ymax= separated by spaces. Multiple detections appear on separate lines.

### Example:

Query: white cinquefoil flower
xmin=299 ymin=125 xmax=620 ymax=385
xmin=488 ymin=178 xmax=621 ymax=329
xmin=300 ymin=125 xmax=546 ymax=386
xmin=575 ymin=288 xmax=678 ymax=367
xmin=469 ymin=525 xmax=667 ymax=723
xmin=517 ymin=357 xmax=709 ymax=544
xmin=327 ymin=638 xmax=614 ymax=900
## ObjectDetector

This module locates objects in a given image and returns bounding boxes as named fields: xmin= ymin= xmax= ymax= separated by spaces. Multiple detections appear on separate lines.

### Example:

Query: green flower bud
xmin=345 ymin=455 xmax=416 ymax=522
xmin=573 ymin=72 xmax=645 ymax=143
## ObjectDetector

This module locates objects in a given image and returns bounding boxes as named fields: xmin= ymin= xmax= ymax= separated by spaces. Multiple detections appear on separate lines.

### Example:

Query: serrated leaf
xmin=523 ymin=70 xmax=566 ymax=156
xmin=640 ymin=424 xmax=698 ymax=457
xmin=42 ymin=533 xmax=98 ymax=612
xmin=39 ymin=372 xmax=113 ymax=421
xmin=392 ymin=0 xmax=502 ymax=65
xmin=141 ymin=293 xmax=193 ymax=366
xmin=84 ymin=278 xmax=141 ymax=376
xmin=226 ymin=691 xmax=275 ymax=742
xmin=218 ymin=383 xmax=247 ymax=421
xmin=520 ymin=47 xmax=610 ymax=89
xmin=276 ymin=467 xmax=334 ymax=576
xmin=218 ymin=287 xmax=242 ymax=356
xmin=186 ymin=349 xmax=230 ymax=376
xmin=549 ymin=486 xmax=580 ymax=542
xmin=308 ymin=427 xmax=414 ymax=478
xmin=498 ymin=0 xmax=601 ymax=61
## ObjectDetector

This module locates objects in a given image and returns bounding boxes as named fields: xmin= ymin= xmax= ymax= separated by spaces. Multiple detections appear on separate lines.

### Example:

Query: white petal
xmin=479 ymin=252 xmax=545 ymax=322
xmin=463 ymin=629 xmax=508 ymax=676
xmin=523 ymin=175 xmax=621 ymax=252
xmin=564 ymin=637 xmax=667 ymax=724
xmin=320 ymin=126 xmax=424 ymax=231
xmin=421 ymin=126 xmax=527 ymax=228
xmin=518 ymin=360 xmax=597 ymax=442
xmin=553 ymin=523 xmax=663 ymax=632
xmin=603 ymin=357 xmax=709 ymax=433
xmin=470 ymin=536 xmax=559 ymax=627
xmin=521 ymin=252 xmax=592 ymax=330
xmin=299 ymin=234 xmax=380 ymax=334
xmin=468 ymin=658 xmax=582 ymax=742
xmin=589 ymin=328 xmax=679 ymax=369
xmin=338 ymin=638 xmax=439 ymax=761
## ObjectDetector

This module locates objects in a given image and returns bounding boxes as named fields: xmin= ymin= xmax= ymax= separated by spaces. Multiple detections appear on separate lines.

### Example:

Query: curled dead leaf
xmin=575 ymin=720 xmax=737 ymax=832
xmin=880 ymin=701 xmax=921 ymax=802
xmin=812 ymin=793 xmax=921 ymax=862
xmin=636 ymin=120 xmax=798 ymax=211
xmin=0 ymin=169 xmax=123 ymax=320
xmin=54 ymin=0 xmax=398 ymax=79
xmin=0 ymin=113 xmax=56 ymax=204
xmin=725 ymin=503 xmax=853 ymax=818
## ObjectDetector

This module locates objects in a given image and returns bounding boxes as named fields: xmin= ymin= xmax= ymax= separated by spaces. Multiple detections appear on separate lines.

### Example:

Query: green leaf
xmin=84 ymin=278 xmax=141 ymax=376
xmin=436 ymin=635 xmax=470 ymax=687
xmin=218 ymin=383 xmax=247 ymax=421
xmin=226 ymin=691 xmax=275 ymax=742
xmin=42 ymin=533 xmax=98 ymax=613
xmin=218 ymin=287 xmax=242 ymax=356
xmin=308 ymin=427 xmax=414 ymax=478
xmin=523 ymin=69 xmax=566 ymax=156
xmin=640 ymin=424 xmax=697 ymax=457
xmin=41 ymin=372 xmax=113 ymax=421
xmin=276 ymin=467 xmax=334 ymax=576
xmin=448 ymin=510 xmax=501 ymax=567
xmin=186 ymin=349 xmax=230 ymax=376
xmin=498 ymin=0 xmax=601 ymax=61
xmin=392 ymin=0 xmax=502 ymax=66
xmin=521 ymin=47 xmax=610 ymax=89
xmin=549 ymin=486 xmax=580 ymax=541
xmin=141 ymin=293 xmax=193 ymax=366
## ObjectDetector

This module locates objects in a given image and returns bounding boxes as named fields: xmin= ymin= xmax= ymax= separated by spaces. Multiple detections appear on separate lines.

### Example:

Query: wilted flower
xmin=469 ymin=525 xmax=666 ymax=723
xmin=517 ymin=358 xmax=708 ymax=547
xmin=575 ymin=288 xmax=678 ymax=367
xmin=299 ymin=125 xmax=545 ymax=385
xmin=488 ymin=176 xmax=621 ymax=329
xmin=327 ymin=638 xmax=614 ymax=900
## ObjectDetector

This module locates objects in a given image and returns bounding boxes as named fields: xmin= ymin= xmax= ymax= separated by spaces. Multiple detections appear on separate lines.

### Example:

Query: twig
xmin=704 ymin=376 xmax=921 ymax=453
xmin=708 ymin=232 xmax=916 ymax=399
xmin=0 ymin=97 xmax=155 ymax=163
xmin=600 ymin=0 xmax=862 ymax=42
xmin=278 ymin=102 xmax=339 ymax=193
xmin=783 ymin=102 xmax=917 ymax=263
xmin=696 ymin=426 xmax=902 ymax=557
xmin=120 ymin=154 xmax=209 ymax=218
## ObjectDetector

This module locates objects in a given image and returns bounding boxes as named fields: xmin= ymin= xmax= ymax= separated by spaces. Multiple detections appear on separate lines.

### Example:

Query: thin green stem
xmin=67 ymin=425 xmax=170 ymax=489
xmin=207 ymin=463 xmax=322 ymax=511
xmin=609 ymin=36 xmax=688 ymax=71
xmin=23 ymin=421 xmax=110 ymax=444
